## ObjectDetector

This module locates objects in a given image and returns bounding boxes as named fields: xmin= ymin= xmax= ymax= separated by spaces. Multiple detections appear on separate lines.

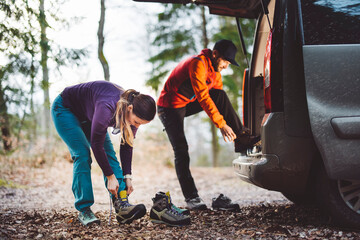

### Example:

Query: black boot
xmin=212 ymin=194 xmax=240 ymax=212
xmin=235 ymin=127 xmax=260 ymax=152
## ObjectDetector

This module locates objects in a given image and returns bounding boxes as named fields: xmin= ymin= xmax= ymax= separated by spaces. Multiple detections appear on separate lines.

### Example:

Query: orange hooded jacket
xmin=157 ymin=49 xmax=226 ymax=128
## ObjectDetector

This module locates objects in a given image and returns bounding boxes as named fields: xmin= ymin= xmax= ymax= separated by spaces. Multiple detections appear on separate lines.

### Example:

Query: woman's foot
xmin=113 ymin=190 xmax=146 ymax=224
xmin=78 ymin=208 xmax=100 ymax=226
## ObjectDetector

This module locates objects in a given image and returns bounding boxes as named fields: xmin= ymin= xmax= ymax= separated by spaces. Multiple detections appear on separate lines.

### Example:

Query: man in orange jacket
xmin=157 ymin=39 xmax=258 ymax=210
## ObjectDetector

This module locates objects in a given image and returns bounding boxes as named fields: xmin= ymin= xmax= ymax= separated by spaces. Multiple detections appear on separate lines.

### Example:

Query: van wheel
xmin=316 ymin=164 xmax=360 ymax=229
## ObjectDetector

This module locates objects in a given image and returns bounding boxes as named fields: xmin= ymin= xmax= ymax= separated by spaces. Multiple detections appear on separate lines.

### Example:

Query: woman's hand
xmin=125 ymin=178 xmax=133 ymax=195
xmin=106 ymin=174 xmax=119 ymax=198
xmin=220 ymin=124 xmax=237 ymax=142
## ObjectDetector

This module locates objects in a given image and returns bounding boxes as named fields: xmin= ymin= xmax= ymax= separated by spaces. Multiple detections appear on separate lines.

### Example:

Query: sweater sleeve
xmin=90 ymin=101 xmax=114 ymax=176
xmin=189 ymin=58 xmax=226 ymax=128
xmin=119 ymin=125 xmax=138 ymax=175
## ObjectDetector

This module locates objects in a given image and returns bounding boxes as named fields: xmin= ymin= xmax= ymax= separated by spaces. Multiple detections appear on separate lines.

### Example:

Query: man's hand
xmin=220 ymin=124 xmax=237 ymax=142
xmin=106 ymin=174 xmax=119 ymax=198
xmin=125 ymin=178 xmax=133 ymax=195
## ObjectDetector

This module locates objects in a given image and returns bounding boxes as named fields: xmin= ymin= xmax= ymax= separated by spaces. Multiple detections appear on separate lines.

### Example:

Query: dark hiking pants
xmin=158 ymin=89 xmax=244 ymax=201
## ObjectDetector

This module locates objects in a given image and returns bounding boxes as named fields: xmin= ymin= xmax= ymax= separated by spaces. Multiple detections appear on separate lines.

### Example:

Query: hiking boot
xmin=78 ymin=208 xmax=100 ymax=226
xmin=150 ymin=192 xmax=191 ymax=226
xmin=235 ymin=133 xmax=261 ymax=152
xmin=186 ymin=197 xmax=207 ymax=210
xmin=212 ymin=194 xmax=240 ymax=212
xmin=155 ymin=191 xmax=190 ymax=215
xmin=113 ymin=190 xmax=146 ymax=224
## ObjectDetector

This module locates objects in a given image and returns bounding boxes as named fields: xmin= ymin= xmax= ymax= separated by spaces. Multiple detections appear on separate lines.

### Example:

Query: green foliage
xmin=0 ymin=0 xmax=87 ymax=151
xmin=146 ymin=3 xmax=206 ymax=93
xmin=213 ymin=17 xmax=256 ymax=111
xmin=0 ymin=178 xmax=27 ymax=189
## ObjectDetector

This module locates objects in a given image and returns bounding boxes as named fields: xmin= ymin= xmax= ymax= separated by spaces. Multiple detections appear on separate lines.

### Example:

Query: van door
xmin=133 ymin=0 xmax=263 ymax=18
xmin=301 ymin=0 xmax=360 ymax=179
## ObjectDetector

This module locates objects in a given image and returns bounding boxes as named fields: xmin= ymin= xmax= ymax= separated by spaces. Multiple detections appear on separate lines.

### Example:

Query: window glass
xmin=301 ymin=0 xmax=360 ymax=45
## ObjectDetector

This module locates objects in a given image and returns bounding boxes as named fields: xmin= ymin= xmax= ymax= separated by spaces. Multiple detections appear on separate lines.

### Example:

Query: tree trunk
xmin=30 ymin=69 xmax=37 ymax=141
xmin=201 ymin=6 xmax=209 ymax=48
xmin=0 ymin=83 xmax=12 ymax=151
xmin=40 ymin=0 xmax=50 ymax=137
xmin=98 ymin=0 xmax=110 ymax=81
xmin=201 ymin=6 xmax=220 ymax=167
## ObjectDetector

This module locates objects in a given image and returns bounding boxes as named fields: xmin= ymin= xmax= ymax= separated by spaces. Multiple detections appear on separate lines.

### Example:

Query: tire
xmin=316 ymin=164 xmax=360 ymax=229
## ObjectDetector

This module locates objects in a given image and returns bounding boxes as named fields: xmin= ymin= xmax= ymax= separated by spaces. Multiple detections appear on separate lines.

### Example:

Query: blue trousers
xmin=51 ymin=95 xmax=126 ymax=212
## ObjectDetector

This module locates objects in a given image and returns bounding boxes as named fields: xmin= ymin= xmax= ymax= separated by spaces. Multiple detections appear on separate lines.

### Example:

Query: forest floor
xmin=1 ymin=133 xmax=360 ymax=239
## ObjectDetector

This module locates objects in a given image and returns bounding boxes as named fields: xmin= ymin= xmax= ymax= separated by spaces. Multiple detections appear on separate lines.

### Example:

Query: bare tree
xmin=39 ymin=0 xmax=51 ymax=136
xmin=200 ymin=6 xmax=219 ymax=167
xmin=98 ymin=0 xmax=110 ymax=81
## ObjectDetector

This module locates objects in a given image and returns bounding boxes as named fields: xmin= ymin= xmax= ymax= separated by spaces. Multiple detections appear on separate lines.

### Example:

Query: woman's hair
xmin=115 ymin=89 xmax=156 ymax=147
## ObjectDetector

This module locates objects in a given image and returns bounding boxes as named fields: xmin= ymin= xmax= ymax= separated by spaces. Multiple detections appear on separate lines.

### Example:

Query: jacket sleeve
xmin=119 ymin=126 xmax=137 ymax=175
xmin=91 ymin=101 xmax=114 ymax=176
xmin=189 ymin=58 xmax=226 ymax=128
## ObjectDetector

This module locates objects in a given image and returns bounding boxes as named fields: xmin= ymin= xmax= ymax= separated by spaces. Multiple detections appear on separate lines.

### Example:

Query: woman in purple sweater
xmin=51 ymin=81 xmax=156 ymax=226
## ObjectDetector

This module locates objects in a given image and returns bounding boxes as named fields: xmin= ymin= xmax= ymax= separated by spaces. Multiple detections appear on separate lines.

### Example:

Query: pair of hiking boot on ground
xmin=79 ymin=191 xmax=240 ymax=227
xmin=78 ymin=191 xmax=190 ymax=227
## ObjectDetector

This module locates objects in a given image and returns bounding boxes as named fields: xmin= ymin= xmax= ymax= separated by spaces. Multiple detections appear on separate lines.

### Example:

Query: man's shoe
xmin=212 ymin=194 xmax=240 ymax=212
xmin=186 ymin=197 xmax=207 ymax=210
xmin=150 ymin=192 xmax=191 ymax=226
xmin=113 ymin=190 xmax=146 ymax=224
xmin=78 ymin=208 xmax=100 ymax=226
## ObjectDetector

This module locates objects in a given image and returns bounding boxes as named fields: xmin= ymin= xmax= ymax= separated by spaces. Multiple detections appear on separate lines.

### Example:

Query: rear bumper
xmin=232 ymin=112 xmax=317 ymax=194
xmin=233 ymin=154 xmax=282 ymax=191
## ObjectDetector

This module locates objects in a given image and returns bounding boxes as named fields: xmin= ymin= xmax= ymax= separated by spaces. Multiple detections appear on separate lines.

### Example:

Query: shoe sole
xmin=116 ymin=206 xmax=146 ymax=224
xmin=212 ymin=207 xmax=240 ymax=212
xmin=150 ymin=218 xmax=190 ymax=227
xmin=78 ymin=218 xmax=100 ymax=226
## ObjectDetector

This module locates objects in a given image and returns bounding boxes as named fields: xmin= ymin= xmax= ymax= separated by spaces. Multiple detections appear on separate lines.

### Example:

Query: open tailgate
xmin=133 ymin=0 xmax=264 ymax=18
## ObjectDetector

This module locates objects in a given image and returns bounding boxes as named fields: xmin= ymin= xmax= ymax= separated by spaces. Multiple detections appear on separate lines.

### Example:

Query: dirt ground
xmin=1 ymin=133 xmax=360 ymax=239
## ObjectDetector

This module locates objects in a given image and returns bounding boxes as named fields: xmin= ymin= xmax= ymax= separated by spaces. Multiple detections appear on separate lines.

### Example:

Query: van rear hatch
xmin=133 ymin=0 xmax=265 ymax=18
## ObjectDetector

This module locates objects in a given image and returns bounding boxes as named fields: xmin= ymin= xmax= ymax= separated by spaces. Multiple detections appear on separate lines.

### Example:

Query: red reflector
xmin=264 ymin=30 xmax=273 ymax=113
xmin=242 ymin=68 xmax=247 ymax=125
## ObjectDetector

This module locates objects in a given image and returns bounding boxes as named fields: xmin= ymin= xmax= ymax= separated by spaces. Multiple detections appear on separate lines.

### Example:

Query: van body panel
xmin=282 ymin=0 xmax=312 ymax=137
xmin=303 ymin=44 xmax=360 ymax=180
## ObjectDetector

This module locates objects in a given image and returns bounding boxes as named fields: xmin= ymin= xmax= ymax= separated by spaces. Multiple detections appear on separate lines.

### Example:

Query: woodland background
xmin=2 ymin=1 xmax=360 ymax=239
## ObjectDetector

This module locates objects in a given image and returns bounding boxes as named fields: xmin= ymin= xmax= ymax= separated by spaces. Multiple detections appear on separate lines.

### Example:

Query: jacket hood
xmin=200 ymin=48 xmax=213 ymax=58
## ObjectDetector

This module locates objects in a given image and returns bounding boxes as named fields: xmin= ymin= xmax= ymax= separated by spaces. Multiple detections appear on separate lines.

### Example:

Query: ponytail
xmin=115 ymin=89 xmax=156 ymax=147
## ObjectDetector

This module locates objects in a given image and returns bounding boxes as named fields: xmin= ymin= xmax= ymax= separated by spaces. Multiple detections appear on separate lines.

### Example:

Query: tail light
xmin=264 ymin=30 xmax=273 ymax=113
xmin=242 ymin=68 xmax=248 ymax=125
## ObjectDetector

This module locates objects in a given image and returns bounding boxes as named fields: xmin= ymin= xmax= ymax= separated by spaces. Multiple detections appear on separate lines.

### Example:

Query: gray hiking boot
xmin=155 ymin=191 xmax=190 ymax=215
xmin=186 ymin=197 xmax=207 ymax=210
xmin=78 ymin=208 xmax=100 ymax=226
xmin=150 ymin=193 xmax=191 ymax=226
xmin=113 ymin=190 xmax=146 ymax=224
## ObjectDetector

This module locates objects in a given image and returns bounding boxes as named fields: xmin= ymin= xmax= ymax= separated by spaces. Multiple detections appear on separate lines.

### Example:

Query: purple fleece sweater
xmin=61 ymin=81 xmax=136 ymax=176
